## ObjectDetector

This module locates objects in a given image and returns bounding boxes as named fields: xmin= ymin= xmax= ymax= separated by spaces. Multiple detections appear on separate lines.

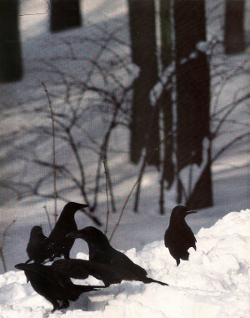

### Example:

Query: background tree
xmin=159 ymin=0 xmax=175 ymax=190
xmin=50 ymin=0 xmax=82 ymax=32
xmin=128 ymin=0 xmax=160 ymax=167
xmin=224 ymin=0 xmax=245 ymax=54
xmin=173 ymin=0 xmax=213 ymax=208
xmin=0 ymin=0 xmax=22 ymax=82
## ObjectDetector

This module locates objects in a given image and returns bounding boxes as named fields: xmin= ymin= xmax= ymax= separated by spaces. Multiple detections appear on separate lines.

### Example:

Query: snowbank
xmin=0 ymin=209 xmax=249 ymax=318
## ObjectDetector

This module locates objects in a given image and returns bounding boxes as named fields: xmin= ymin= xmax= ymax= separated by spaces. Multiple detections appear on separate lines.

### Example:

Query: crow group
xmin=26 ymin=202 xmax=88 ymax=264
xmin=67 ymin=226 xmax=168 ymax=286
xmin=15 ymin=202 xmax=197 ymax=313
xmin=15 ymin=262 xmax=104 ymax=312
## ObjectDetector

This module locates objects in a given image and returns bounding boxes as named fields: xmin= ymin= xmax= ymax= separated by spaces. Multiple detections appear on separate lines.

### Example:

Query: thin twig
xmin=42 ymin=82 xmax=58 ymax=224
xmin=159 ymin=175 xmax=165 ymax=215
xmin=43 ymin=205 xmax=53 ymax=231
xmin=0 ymin=220 xmax=16 ymax=272
xmin=212 ymin=132 xmax=250 ymax=162
xmin=109 ymin=135 xmax=169 ymax=242
xmin=0 ymin=249 xmax=6 ymax=272
xmin=188 ymin=164 xmax=194 ymax=197
xmin=66 ymin=127 xmax=90 ymax=206
xmin=101 ymin=156 xmax=110 ymax=235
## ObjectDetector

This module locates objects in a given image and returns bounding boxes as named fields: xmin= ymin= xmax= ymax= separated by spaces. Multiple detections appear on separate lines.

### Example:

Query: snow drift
xmin=0 ymin=209 xmax=249 ymax=318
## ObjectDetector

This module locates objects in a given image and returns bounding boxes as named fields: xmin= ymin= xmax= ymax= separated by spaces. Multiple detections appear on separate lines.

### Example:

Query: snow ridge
xmin=0 ymin=209 xmax=249 ymax=318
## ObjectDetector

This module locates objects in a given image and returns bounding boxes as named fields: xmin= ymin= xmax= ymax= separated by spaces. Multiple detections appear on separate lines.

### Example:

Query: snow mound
xmin=0 ymin=209 xmax=249 ymax=318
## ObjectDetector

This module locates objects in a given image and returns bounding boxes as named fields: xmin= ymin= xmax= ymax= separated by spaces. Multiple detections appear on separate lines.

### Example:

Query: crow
xmin=67 ymin=226 xmax=168 ymax=286
xmin=25 ymin=202 xmax=88 ymax=264
xmin=25 ymin=226 xmax=51 ymax=264
xmin=164 ymin=205 xmax=197 ymax=265
xmin=52 ymin=259 xmax=125 ymax=286
xmin=15 ymin=262 xmax=105 ymax=312
xmin=47 ymin=202 xmax=89 ymax=260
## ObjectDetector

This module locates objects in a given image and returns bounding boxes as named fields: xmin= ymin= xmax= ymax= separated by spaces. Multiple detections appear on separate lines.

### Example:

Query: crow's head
xmin=170 ymin=205 xmax=197 ymax=222
xmin=67 ymin=226 xmax=110 ymax=249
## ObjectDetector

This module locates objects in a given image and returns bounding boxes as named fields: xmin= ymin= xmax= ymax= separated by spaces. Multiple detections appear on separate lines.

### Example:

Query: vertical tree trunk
xmin=159 ymin=0 xmax=174 ymax=188
xmin=50 ymin=0 xmax=82 ymax=33
xmin=174 ymin=0 xmax=213 ymax=209
xmin=160 ymin=0 xmax=172 ymax=69
xmin=186 ymin=148 xmax=213 ymax=209
xmin=162 ymin=89 xmax=175 ymax=189
xmin=0 ymin=0 xmax=22 ymax=83
xmin=128 ymin=0 xmax=160 ymax=166
xmin=224 ymin=0 xmax=245 ymax=54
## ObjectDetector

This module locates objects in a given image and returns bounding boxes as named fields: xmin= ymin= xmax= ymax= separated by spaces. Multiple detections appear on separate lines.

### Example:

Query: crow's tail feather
xmin=143 ymin=277 xmax=168 ymax=286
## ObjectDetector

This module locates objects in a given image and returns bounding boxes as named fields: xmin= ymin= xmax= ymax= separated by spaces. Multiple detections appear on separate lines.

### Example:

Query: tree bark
xmin=186 ymin=149 xmax=213 ymax=209
xmin=174 ymin=0 xmax=210 ymax=169
xmin=160 ymin=0 xmax=172 ymax=69
xmin=159 ymin=0 xmax=174 ymax=187
xmin=128 ymin=0 xmax=160 ymax=166
xmin=0 ymin=0 xmax=22 ymax=83
xmin=224 ymin=0 xmax=245 ymax=54
xmin=174 ymin=0 xmax=213 ymax=208
xmin=50 ymin=0 xmax=82 ymax=33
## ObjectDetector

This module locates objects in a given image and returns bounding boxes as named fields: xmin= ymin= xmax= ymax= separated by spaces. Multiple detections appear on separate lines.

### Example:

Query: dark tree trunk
xmin=0 ymin=0 xmax=22 ymax=83
xmin=160 ymin=0 xmax=172 ymax=69
xmin=162 ymin=89 xmax=175 ymax=188
xmin=50 ymin=0 xmax=82 ymax=33
xmin=128 ymin=0 xmax=160 ymax=166
xmin=159 ymin=0 xmax=174 ymax=188
xmin=224 ymin=0 xmax=245 ymax=54
xmin=175 ymin=51 xmax=210 ymax=170
xmin=186 ymin=149 xmax=213 ymax=209
xmin=174 ymin=0 xmax=213 ymax=209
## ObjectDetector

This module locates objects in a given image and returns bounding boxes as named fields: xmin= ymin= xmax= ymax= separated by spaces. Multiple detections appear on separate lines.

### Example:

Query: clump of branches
xmin=42 ymin=82 xmax=58 ymax=224
xmin=1 ymin=20 xmax=249 ymax=237
xmin=12 ymin=20 xmax=137 ymax=226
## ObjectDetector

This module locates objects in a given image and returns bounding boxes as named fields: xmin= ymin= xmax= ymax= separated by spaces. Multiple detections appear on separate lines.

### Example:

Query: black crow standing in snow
xmin=25 ymin=202 xmax=88 ymax=264
xmin=164 ymin=205 xmax=197 ymax=266
xmin=47 ymin=202 xmax=89 ymax=260
xmin=15 ymin=262 xmax=104 ymax=312
xmin=52 ymin=258 xmax=125 ymax=287
xmin=67 ymin=226 xmax=168 ymax=286
xmin=25 ymin=226 xmax=50 ymax=264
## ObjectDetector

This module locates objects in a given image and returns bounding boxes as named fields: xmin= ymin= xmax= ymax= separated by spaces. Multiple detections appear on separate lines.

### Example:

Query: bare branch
xmin=212 ymin=132 xmax=250 ymax=162
xmin=101 ymin=156 xmax=111 ymax=235
xmin=109 ymin=136 xmax=169 ymax=242
xmin=42 ymin=82 xmax=58 ymax=223
xmin=43 ymin=205 xmax=53 ymax=231
xmin=0 ymin=220 xmax=16 ymax=272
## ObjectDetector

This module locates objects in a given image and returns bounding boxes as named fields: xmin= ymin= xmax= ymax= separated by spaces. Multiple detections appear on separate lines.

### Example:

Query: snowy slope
xmin=0 ymin=209 xmax=249 ymax=318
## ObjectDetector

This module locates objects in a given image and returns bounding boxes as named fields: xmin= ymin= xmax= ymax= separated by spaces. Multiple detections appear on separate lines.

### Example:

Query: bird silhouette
xmin=15 ymin=262 xmax=104 ymax=312
xmin=164 ymin=205 xmax=197 ymax=265
xmin=52 ymin=258 xmax=125 ymax=286
xmin=25 ymin=202 xmax=88 ymax=264
xmin=67 ymin=226 xmax=168 ymax=286
xmin=25 ymin=226 xmax=51 ymax=264
xmin=47 ymin=202 xmax=88 ymax=260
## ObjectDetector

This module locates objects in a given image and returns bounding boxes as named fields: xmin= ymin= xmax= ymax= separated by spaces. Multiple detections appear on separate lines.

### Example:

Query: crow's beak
xmin=15 ymin=263 xmax=26 ymax=270
xmin=67 ymin=230 xmax=83 ymax=239
xmin=186 ymin=210 xmax=197 ymax=215
xmin=79 ymin=204 xmax=89 ymax=211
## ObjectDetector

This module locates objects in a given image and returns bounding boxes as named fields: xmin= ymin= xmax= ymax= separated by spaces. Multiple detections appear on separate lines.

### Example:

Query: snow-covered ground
xmin=0 ymin=209 xmax=249 ymax=318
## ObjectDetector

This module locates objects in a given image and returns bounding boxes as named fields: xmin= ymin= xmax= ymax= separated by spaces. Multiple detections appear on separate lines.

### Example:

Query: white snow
xmin=0 ymin=209 xmax=249 ymax=317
